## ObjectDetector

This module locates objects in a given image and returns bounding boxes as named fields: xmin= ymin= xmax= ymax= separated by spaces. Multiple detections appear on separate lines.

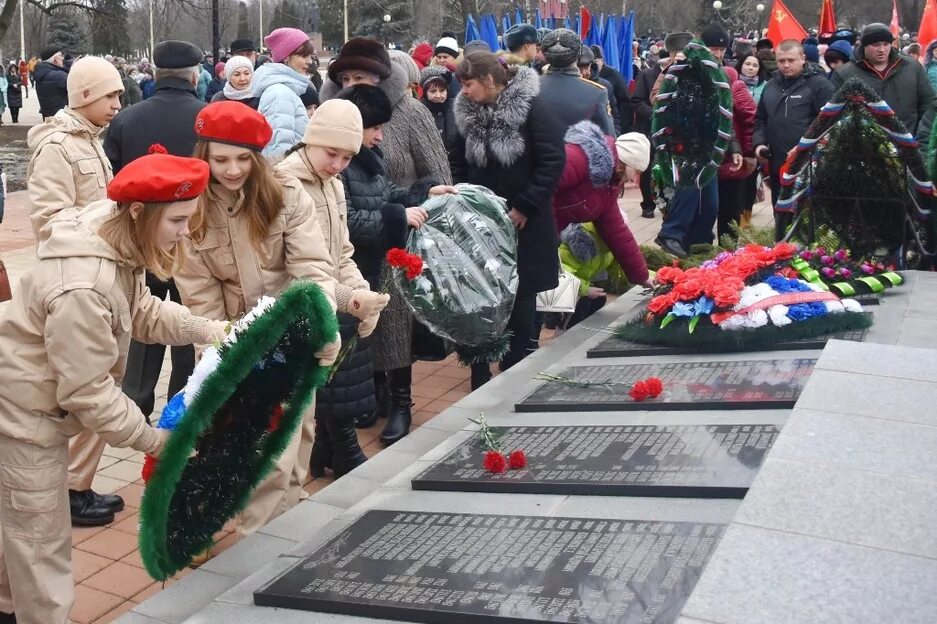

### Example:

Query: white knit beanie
xmin=303 ymin=99 xmax=363 ymax=155
xmin=614 ymin=133 xmax=651 ymax=172
xmin=67 ymin=56 xmax=125 ymax=108
xmin=224 ymin=55 xmax=254 ymax=81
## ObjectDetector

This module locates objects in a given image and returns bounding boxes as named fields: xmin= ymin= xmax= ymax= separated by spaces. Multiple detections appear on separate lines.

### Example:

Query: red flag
xmin=766 ymin=0 xmax=807 ymax=47
xmin=920 ymin=0 xmax=937 ymax=49
xmin=818 ymin=0 xmax=836 ymax=40
xmin=890 ymin=0 xmax=901 ymax=39
xmin=579 ymin=6 xmax=591 ymax=42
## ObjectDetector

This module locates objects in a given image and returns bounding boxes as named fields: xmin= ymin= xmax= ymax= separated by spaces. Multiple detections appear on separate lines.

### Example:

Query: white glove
xmin=358 ymin=313 xmax=380 ymax=337
xmin=315 ymin=336 xmax=342 ymax=367
xmin=348 ymin=290 xmax=390 ymax=321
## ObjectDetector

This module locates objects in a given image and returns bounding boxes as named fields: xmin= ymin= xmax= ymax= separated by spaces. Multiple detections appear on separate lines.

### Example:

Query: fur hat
xmin=328 ymin=37 xmax=392 ymax=82
xmin=419 ymin=64 xmax=451 ymax=90
xmin=541 ymin=28 xmax=581 ymax=68
xmin=195 ymin=101 xmax=272 ymax=151
xmin=664 ymin=32 xmax=693 ymax=53
xmin=107 ymin=144 xmax=209 ymax=203
xmin=503 ymin=24 xmax=538 ymax=52
xmin=40 ymin=45 xmax=63 ymax=62
xmin=700 ymin=23 xmax=730 ymax=48
xmin=537 ymin=28 xmax=552 ymax=44
xmin=303 ymin=99 xmax=363 ymax=155
xmin=153 ymin=40 xmax=203 ymax=69
xmin=335 ymin=84 xmax=392 ymax=129
xmin=860 ymin=23 xmax=894 ymax=49
xmin=434 ymin=36 xmax=459 ymax=58
xmin=614 ymin=133 xmax=651 ymax=172
xmin=229 ymin=38 xmax=257 ymax=53
xmin=67 ymin=56 xmax=125 ymax=108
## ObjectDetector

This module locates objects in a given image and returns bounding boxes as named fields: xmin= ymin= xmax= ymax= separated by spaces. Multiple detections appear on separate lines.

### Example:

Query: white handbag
xmin=536 ymin=270 xmax=580 ymax=313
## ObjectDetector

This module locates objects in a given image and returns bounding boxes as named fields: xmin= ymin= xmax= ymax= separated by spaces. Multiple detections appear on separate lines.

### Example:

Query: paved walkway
xmin=0 ymin=146 xmax=774 ymax=621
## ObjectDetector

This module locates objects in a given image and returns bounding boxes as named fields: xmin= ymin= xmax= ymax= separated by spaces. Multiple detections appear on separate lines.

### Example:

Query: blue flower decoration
xmin=158 ymin=392 xmax=186 ymax=431
xmin=693 ymin=296 xmax=714 ymax=315
xmin=672 ymin=301 xmax=696 ymax=317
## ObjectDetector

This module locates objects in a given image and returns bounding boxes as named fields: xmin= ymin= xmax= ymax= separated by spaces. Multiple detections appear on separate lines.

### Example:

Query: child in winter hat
xmin=67 ymin=56 xmax=125 ymax=112
xmin=303 ymin=99 xmax=364 ymax=161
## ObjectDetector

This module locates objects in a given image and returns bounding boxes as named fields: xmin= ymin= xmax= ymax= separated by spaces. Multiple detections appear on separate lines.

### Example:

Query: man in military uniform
xmin=539 ymin=28 xmax=614 ymax=135
xmin=103 ymin=40 xmax=205 ymax=430
xmin=578 ymin=46 xmax=621 ymax=134
xmin=503 ymin=23 xmax=540 ymax=68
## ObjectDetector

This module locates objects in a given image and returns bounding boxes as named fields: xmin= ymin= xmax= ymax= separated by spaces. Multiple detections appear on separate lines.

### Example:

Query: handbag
xmin=0 ymin=260 xmax=11 ymax=302
xmin=536 ymin=269 xmax=580 ymax=313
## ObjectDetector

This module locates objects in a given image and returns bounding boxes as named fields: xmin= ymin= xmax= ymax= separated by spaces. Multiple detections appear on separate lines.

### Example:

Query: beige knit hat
xmin=614 ymin=132 xmax=651 ymax=172
xmin=68 ymin=56 xmax=125 ymax=108
xmin=303 ymin=99 xmax=363 ymax=155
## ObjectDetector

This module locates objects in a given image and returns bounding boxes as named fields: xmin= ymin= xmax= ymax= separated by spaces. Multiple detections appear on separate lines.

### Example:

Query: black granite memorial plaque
xmin=411 ymin=424 xmax=778 ymax=498
xmin=586 ymin=328 xmax=868 ymax=359
xmin=516 ymin=359 xmax=815 ymax=412
xmin=254 ymin=510 xmax=724 ymax=624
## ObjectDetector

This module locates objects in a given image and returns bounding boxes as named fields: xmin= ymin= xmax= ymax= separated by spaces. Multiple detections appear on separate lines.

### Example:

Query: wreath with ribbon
xmin=138 ymin=282 xmax=337 ymax=581
xmin=776 ymin=78 xmax=935 ymax=260
xmin=651 ymin=40 xmax=734 ymax=190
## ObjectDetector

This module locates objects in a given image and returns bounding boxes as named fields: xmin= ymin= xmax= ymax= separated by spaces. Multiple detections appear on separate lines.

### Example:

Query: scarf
xmin=222 ymin=56 xmax=254 ymax=101
xmin=223 ymin=82 xmax=254 ymax=100
xmin=739 ymin=74 xmax=759 ymax=88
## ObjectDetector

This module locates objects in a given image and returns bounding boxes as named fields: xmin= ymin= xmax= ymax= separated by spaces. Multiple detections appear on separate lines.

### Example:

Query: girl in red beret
xmin=175 ymin=101 xmax=388 ymax=540
xmin=0 ymin=148 xmax=229 ymax=624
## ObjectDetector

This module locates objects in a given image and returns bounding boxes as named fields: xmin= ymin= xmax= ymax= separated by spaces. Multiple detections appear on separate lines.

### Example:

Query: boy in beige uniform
xmin=26 ymin=55 xmax=127 ymax=526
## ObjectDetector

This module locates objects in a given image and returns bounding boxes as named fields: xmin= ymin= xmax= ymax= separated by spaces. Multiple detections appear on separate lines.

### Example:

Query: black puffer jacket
xmin=34 ymin=61 xmax=68 ymax=118
xmin=341 ymin=145 xmax=435 ymax=282
xmin=315 ymin=313 xmax=376 ymax=420
xmin=421 ymin=97 xmax=459 ymax=158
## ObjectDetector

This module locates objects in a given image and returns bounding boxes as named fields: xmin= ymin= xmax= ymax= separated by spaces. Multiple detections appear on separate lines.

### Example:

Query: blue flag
xmin=482 ymin=14 xmax=500 ymax=52
xmin=465 ymin=14 xmax=481 ymax=44
xmin=535 ymin=8 xmax=542 ymax=29
xmin=602 ymin=15 xmax=619 ymax=74
xmin=515 ymin=8 xmax=524 ymax=26
xmin=618 ymin=11 xmax=635 ymax=82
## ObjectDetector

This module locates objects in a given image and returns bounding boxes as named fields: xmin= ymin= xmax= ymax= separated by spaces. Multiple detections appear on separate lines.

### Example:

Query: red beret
xmin=194 ymin=101 xmax=273 ymax=151
xmin=107 ymin=145 xmax=209 ymax=203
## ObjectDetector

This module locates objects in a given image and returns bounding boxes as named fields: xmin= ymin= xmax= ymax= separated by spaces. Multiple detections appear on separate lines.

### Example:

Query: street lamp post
xmin=755 ymin=3 xmax=765 ymax=38
xmin=259 ymin=0 xmax=264 ymax=50
xmin=149 ymin=0 xmax=155 ymax=60
xmin=19 ymin=0 xmax=25 ymax=61
xmin=383 ymin=13 xmax=391 ymax=49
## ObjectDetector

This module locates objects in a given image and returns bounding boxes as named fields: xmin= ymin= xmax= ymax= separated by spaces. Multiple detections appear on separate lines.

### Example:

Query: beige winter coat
xmin=0 ymin=201 xmax=220 ymax=451
xmin=275 ymin=151 xmax=369 ymax=312
xmin=174 ymin=172 xmax=338 ymax=322
xmin=26 ymin=107 xmax=113 ymax=237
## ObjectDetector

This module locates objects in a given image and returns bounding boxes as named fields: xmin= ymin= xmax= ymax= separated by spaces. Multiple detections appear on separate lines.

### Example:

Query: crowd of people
xmin=0 ymin=17 xmax=931 ymax=624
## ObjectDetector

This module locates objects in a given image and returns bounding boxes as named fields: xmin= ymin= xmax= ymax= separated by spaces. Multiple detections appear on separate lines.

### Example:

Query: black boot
xmin=309 ymin=418 xmax=333 ymax=478
xmin=355 ymin=371 xmax=389 ymax=428
xmin=380 ymin=366 xmax=412 ymax=446
xmin=327 ymin=415 xmax=368 ymax=478
xmin=69 ymin=489 xmax=114 ymax=526
xmin=92 ymin=490 xmax=124 ymax=512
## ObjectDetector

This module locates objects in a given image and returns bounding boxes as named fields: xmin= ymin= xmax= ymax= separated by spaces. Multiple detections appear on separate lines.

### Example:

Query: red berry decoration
xmin=482 ymin=450 xmax=507 ymax=474
xmin=141 ymin=455 xmax=158 ymax=483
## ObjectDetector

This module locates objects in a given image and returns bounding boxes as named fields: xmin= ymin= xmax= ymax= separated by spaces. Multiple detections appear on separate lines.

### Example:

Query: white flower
xmin=824 ymin=300 xmax=845 ymax=314
xmin=842 ymin=298 xmax=863 ymax=313
xmin=768 ymin=305 xmax=792 ymax=326
xmin=749 ymin=309 xmax=769 ymax=328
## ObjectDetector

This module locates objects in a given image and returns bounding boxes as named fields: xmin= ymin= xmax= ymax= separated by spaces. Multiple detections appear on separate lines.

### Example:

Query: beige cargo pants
xmin=0 ymin=435 xmax=73 ymax=624
xmin=67 ymin=429 xmax=107 ymax=491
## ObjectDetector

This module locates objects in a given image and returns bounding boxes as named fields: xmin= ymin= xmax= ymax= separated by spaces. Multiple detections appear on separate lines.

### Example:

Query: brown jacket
xmin=276 ymin=151 xmax=369 ymax=313
xmin=26 ymin=107 xmax=112 ymax=237
xmin=175 ymin=172 xmax=338 ymax=322
xmin=0 ymin=201 xmax=220 ymax=450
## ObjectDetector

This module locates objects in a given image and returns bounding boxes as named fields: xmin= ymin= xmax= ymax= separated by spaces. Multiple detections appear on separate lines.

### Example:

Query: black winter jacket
xmin=104 ymin=77 xmax=207 ymax=171
xmin=34 ymin=61 xmax=68 ymax=118
xmin=315 ymin=313 xmax=376 ymax=420
xmin=753 ymin=63 xmax=834 ymax=175
xmin=451 ymin=66 xmax=566 ymax=297
xmin=6 ymin=72 xmax=22 ymax=109
xmin=421 ymin=97 xmax=459 ymax=157
xmin=341 ymin=145 xmax=434 ymax=283
xmin=599 ymin=63 xmax=633 ymax=132
xmin=631 ymin=63 xmax=661 ymax=135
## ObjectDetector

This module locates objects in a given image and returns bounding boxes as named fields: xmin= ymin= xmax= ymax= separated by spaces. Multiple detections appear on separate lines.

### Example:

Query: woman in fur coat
xmin=450 ymin=51 xmax=566 ymax=389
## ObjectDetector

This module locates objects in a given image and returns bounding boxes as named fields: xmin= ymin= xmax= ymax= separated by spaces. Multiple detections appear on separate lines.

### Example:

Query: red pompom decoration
xmin=483 ymin=450 xmax=507 ymax=473
xmin=148 ymin=143 xmax=168 ymax=154
xmin=268 ymin=404 xmax=284 ymax=432
xmin=141 ymin=455 xmax=158 ymax=483
xmin=629 ymin=380 xmax=650 ymax=401
xmin=645 ymin=377 xmax=663 ymax=398
xmin=508 ymin=450 xmax=527 ymax=470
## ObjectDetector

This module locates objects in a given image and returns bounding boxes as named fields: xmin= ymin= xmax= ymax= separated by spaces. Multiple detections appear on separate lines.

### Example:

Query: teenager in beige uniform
xmin=175 ymin=101 xmax=387 ymax=538
xmin=0 ymin=151 xmax=228 ymax=624
xmin=26 ymin=55 xmax=131 ymax=526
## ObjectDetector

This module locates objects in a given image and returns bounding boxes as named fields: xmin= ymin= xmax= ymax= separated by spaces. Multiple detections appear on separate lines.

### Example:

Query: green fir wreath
xmin=138 ymin=282 xmax=338 ymax=581
xmin=651 ymin=40 xmax=734 ymax=190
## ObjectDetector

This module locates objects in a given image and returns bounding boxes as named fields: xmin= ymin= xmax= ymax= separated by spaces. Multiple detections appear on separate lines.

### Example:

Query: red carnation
xmin=647 ymin=293 xmax=677 ymax=315
xmin=771 ymin=242 xmax=797 ymax=260
xmin=508 ymin=450 xmax=527 ymax=469
xmin=713 ymin=286 xmax=741 ymax=308
xmin=645 ymin=377 xmax=664 ymax=398
xmin=629 ymin=380 xmax=650 ymax=401
xmin=142 ymin=455 xmax=158 ymax=483
xmin=386 ymin=248 xmax=409 ymax=267
xmin=483 ymin=450 xmax=507 ymax=473
xmin=404 ymin=255 xmax=423 ymax=280
xmin=655 ymin=264 xmax=684 ymax=284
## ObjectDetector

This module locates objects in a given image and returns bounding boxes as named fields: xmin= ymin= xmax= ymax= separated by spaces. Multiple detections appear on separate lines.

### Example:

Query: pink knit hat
xmin=264 ymin=27 xmax=311 ymax=63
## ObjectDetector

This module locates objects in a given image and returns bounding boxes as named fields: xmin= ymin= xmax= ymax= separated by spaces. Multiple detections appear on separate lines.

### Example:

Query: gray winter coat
xmin=832 ymin=47 xmax=936 ymax=135
xmin=321 ymin=64 xmax=451 ymax=188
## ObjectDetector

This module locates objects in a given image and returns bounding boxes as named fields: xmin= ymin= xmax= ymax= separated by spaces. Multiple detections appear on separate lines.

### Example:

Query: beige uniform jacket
xmin=276 ymin=151 xmax=369 ymax=313
xmin=0 ymin=202 xmax=218 ymax=450
xmin=26 ymin=108 xmax=112 ymax=237
xmin=174 ymin=172 xmax=338 ymax=323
